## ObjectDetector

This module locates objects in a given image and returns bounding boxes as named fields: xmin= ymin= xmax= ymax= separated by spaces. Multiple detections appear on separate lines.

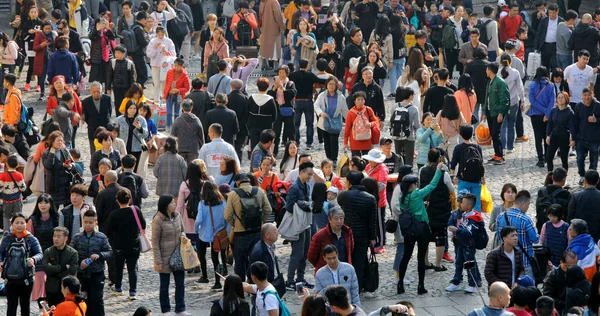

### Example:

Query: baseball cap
xmin=234 ymin=173 xmax=250 ymax=183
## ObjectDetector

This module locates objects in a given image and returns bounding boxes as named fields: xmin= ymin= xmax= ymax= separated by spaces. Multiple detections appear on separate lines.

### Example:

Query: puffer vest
xmin=544 ymin=221 xmax=569 ymax=266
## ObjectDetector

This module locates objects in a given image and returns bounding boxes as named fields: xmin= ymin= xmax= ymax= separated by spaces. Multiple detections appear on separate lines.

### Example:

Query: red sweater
xmin=499 ymin=15 xmax=521 ymax=45
xmin=163 ymin=68 xmax=191 ymax=100
xmin=0 ymin=170 xmax=25 ymax=202
xmin=343 ymin=106 xmax=378 ymax=151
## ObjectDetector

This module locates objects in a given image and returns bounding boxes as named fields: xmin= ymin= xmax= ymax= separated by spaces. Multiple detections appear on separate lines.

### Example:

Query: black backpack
xmin=119 ymin=173 xmax=141 ymax=207
xmin=476 ymin=19 xmax=493 ymax=46
xmin=206 ymin=42 xmax=225 ymax=79
xmin=167 ymin=8 xmax=191 ymax=38
xmin=236 ymin=14 xmax=253 ymax=46
xmin=234 ymin=187 xmax=262 ymax=231
xmin=458 ymin=144 xmax=484 ymax=183
xmin=390 ymin=104 xmax=412 ymax=138
xmin=185 ymin=181 xmax=203 ymax=220
xmin=121 ymin=25 xmax=142 ymax=54
xmin=1 ymin=235 xmax=32 ymax=282
xmin=535 ymin=187 xmax=565 ymax=230
xmin=473 ymin=220 xmax=489 ymax=250
xmin=441 ymin=21 xmax=457 ymax=50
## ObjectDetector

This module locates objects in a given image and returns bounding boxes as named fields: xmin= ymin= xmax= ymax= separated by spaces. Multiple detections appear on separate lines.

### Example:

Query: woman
xmin=254 ymin=156 xmax=279 ymax=192
xmin=47 ymin=75 xmax=82 ymax=144
xmin=227 ymin=55 xmax=259 ymax=92
xmin=436 ymin=95 xmax=466 ymax=161
xmin=116 ymin=100 xmax=148 ymax=172
xmin=315 ymin=76 xmax=348 ymax=163
xmin=499 ymin=53 xmax=526 ymax=157
xmin=0 ymin=32 xmax=19 ymax=100
xmin=154 ymin=136 xmax=187 ymax=198
xmin=106 ymin=122 xmax=128 ymax=157
xmin=175 ymin=161 xmax=203 ymax=275
xmin=151 ymin=0 xmax=176 ymax=29
xmin=342 ymin=27 xmax=365 ymax=91
xmin=27 ymin=194 xmax=59 ymax=310
xmin=195 ymin=181 xmax=228 ymax=290
xmin=397 ymin=162 xmax=444 ymax=295
xmin=0 ymin=213 xmax=43 ymax=316
xmin=489 ymin=183 xmax=517 ymax=249
xmin=388 ymin=13 xmax=407 ymax=98
xmin=268 ymin=65 xmax=297 ymax=156
xmin=209 ymin=274 xmax=250 ymax=316
xmin=551 ymin=68 xmax=570 ymax=97
xmin=32 ymin=20 xmax=56 ymax=100
xmin=89 ymin=131 xmax=121 ymax=175
xmin=65 ymin=0 xmax=89 ymax=35
xmin=42 ymin=131 xmax=76 ymax=207
xmin=397 ymin=48 xmax=426 ymax=110
xmin=33 ymin=121 xmax=60 ymax=164
xmin=279 ymin=141 xmax=298 ymax=178
xmin=363 ymin=148 xmax=389 ymax=253
xmin=88 ymin=158 xmax=112 ymax=201
xmin=198 ymin=14 xmax=218 ymax=72
xmin=292 ymin=18 xmax=317 ymax=70
xmin=88 ymin=17 xmax=115 ymax=88
xmin=546 ymin=92 xmax=574 ymax=172
xmin=446 ymin=5 xmax=465 ymax=74
xmin=42 ymin=276 xmax=87 ymax=316
xmin=369 ymin=15 xmax=393 ymax=87
xmin=416 ymin=112 xmax=443 ymax=169
xmin=300 ymin=295 xmax=328 ymax=316
xmin=390 ymin=165 xmax=415 ymax=289
xmin=455 ymin=74 xmax=477 ymax=125
xmin=163 ymin=59 xmax=190 ymax=130
xmin=343 ymin=91 xmax=379 ymax=156
xmin=137 ymin=103 xmax=158 ymax=179
xmin=357 ymin=50 xmax=387 ymax=85
xmin=20 ymin=6 xmax=41 ymax=91
xmin=216 ymin=156 xmax=240 ymax=187
xmin=203 ymin=27 xmax=229 ymax=80
xmin=151 ymin=194 xmax=188 ymax=315
xmin=118 ymin=83 xmax=148 ymax=114
xmin=146 ymin=26 xmax=176 ymax=102
xmin=319 ymin=14 xmax=347 ymax=53
xmin=528 ymin=66 xmax=556 ymax=168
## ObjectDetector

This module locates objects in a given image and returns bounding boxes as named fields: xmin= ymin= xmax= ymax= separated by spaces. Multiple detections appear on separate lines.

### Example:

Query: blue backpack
xmin=262 ymin=290 xmax=291 ymax=316
xmin=13 ymin=94 xmax=32 ymax=133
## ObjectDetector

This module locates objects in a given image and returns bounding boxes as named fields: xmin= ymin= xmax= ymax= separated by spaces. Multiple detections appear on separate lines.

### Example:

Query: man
xmin=542 ymin=249 xmax=578 ymax=313
xmin=467 ymin=281 xmax=513 ymax=316
xmin=46 ymin=36 xmax=79 ymax=86
xmin=117 ymin=0 xmax=135 ymax=35
xmin=117 ymin=155 xmax=149 ymax=207
xmin=495 ymin=190 xmax=539 ymax=279
xmin=481 ymin=62 xmax=510 ymax=165
xmin=536 ymin=296 xmax=555 ymax=316
xmin=556 ymin=10 xmax=578 ymax=71
xmin=231 ymin=1 xmax=259 ymax=46
xmin=348 ymin=67 xmax=385 ymax=124
xmin=1 ymin=124 xmax=29 ymax=161
xmin=242 ymin=262 xmax=280 ymax=316
xmin=227 ymin=79 xmax=249 ymax=161
xmin=71 ymin=210 xmax=112 ymax=316
xmin=57 ymin=19 xmax=83 ymax=56
xmin=353 ymin=0 xmax=378 ymax=45
xmin=485 ymin=226 xmax=524 ymax=289
xmin=465 ymin=48 xmax=490 ymax=122
xmin=450 ymin=125 xmax=485 ymax=212
xmin=42 ymin=226 xmax=79 ymax=306
xmin=315 ymin=245 xmax=360 ymax=306
xmin=481 ymin=6 xmax=500 ymax=61
xmin=3 ymin=73 xmax=21 ymax=127
xmin=422 ymin=68 xmax=454 ymax=116
xmin=569 ymin=14 xmax=600 ymax=68
xmin=251 ymin=129 xmax=275 ymax=172
xmin=337 ymin=170 xmax=377 ymax=291
xmin=198 ymin=123 xmax=240 ymax=180
xmin=106 ymin=45 xmax=135 ymax=116
xmin=205 ymin=93 xmax=239 ymax=145
xmin=82 ymin=82 xmax=112 ymax=156
xmin=186 ymin=78 xmax=215 ymax=128
xmin=324 ymin=285 xmax=367 ymax=316
xmin=249 ymin=223 xmax=283 ymax=283
xmin=568 ymin=170 xmax=600 ymax=241
xmin=571 ymin=88 xmax=600 ymax=183
xmin=225 ymin=173 xmax=272 ymax=281
xmin=499 ymin=3 xmax=521 ymax=49
xmin=458 ymin=29 xmax=488 ymax=71
xmin=52 ymin=92 xmax=80 ymax=149
xmin=564 ymin=51 xmax=597 ymax=106
xmin=308 ymin=207 xmax=354 ymax=273
xmin=291 ymin=0 xmax=317 ymax=31
xmin=414 ymin=30 xmax=439 ymax=69
xmin=283 ymin=153 xmax=325 ymax=195
xmin=285 ymin=162 xmax=316 ymax=290
xmin=207 ymin=60 xmax=232 ymax=96
xmin=289 ymin=59 xmax=327 ymax=150
xmin=171 ymin=99 xmax=205 ymax=164
xmin=535 ymin=167 xmax=571 ymax=232
xmin=529 ymin=0 xmax=546 ymax=47
xmin=58 ymin=184 xmax=96 ymax=241
xmin=566 ymin=219 xmax=600 ymax=281
xmin=131 ymin=12 xmax=149 ymax=86
xmin=534 ymin=4 xmax=562 ymax=71
xmin=94 ymin=170 xmax=122 ymax=235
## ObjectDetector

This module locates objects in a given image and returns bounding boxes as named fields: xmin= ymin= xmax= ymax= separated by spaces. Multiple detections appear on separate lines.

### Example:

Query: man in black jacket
xmin=82 ymin=82 xmax=112 ymax=156
xmin=422 ymin=68 xmax=455 ymax=116
xmin=1 ymin=124 xmax=29 ymax=161
xmin=186 ymin=78 xmax=215 ymax=128
xmin=337 ymin=170 xmax=377 ymax=292
xmin=106 ymin=45 xmax=135 ymax=116
xmin=95 ymin=171 xmax=123 ymax=235
xmin=116 ymin=155 xmax=149 ymax=207
xmin=542 ymin=249 xmax=578 ymax=313
xmin=131 ymin=12 xmax=149 ymax=86
xmin=569 ymin=13 xmax=600 ymax=67
xmin=227 ymin=79 xmax=249 ymax=161
xmin=465 ymin=48 xmax=490 ymax=120
xmin=534 ymin=4 xmax=563 ymax=71
xmin=349 ymin=67 xmax=385 ymax=124
xmin=205 ymin=93 xmax=239 ymax=144
xmin=249 ymin=223 xmax=281 ymax=283
xmin=568 ymin=170 xmax=600 ymax=241
xmin=535 ymin=167 xmax=571 ymax=232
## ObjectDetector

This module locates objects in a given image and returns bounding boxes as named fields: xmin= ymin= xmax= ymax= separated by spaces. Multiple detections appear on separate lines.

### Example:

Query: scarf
xmin=98 ymin=30 xmax=111 ymax=62
xmin=569 ymin=233 xmax=596 ymax=262
xmin=13 ymin=230 xmax=30 ymax=239
xmin=68 ymin=0 xmax=81 ymax=29
xmin=276 ymin=78 xmax=288 ymax=105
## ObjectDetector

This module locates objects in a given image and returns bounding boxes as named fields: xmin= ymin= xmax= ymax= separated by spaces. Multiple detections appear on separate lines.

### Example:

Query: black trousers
xmin=531 ymin=115 xmax=547 ymax=162
xmin=131 ymin=151 xmax=142 ymax=173
xmin=322 ymin=130 xmax=340 ymax=162
xmin=113 ymin=250 xmax=140 ymax=292
xmin=46 ymin=291 xmax=64 ymax=308
xmin=547 ymin=133 xmax=570 ymax=172
xmin=113 ymin=87 xmax=129 ymax=116
xmin=172 ymin=36 xmax=185 ymax=56
xmin=490 ymin=116 xmax=503 ymax=158
xmin=445 ymin=48 xmax=461 ymax=76
xmin=197 ymin=240 xmax=228 ymax=280
xmin=568 ymin=0 xmax=581 ymax=12
xmin=351 ymin=243 xmax=369 ymax=291
xmin=351 ymin=149 xmax=369 ymax=157
xmin=6 ymin=282 xmax=32 ymax=316
xmin=234 ymin=134 xmax=247 ymax=164
xmin=72 ymin=125 xmax=78 ymax=149
xmin=273 ymin=114 xmax=295 ymax=156
xmin=516 ymin=109 xmax=524 ymax=138
xmin=398 ymin=228 xmax=431 ymax=285
xmin=541 ymin=43 xmax=557 ymax=71
xmin=79 ymin=272 xmax=106 ymax=316
xmin=131 ymin=55 xmax=148 ymax=87
xmin=394 ymin=139 xmax=415 ymax=166
xmin=26 ymin=57 xmax=35 ymax=84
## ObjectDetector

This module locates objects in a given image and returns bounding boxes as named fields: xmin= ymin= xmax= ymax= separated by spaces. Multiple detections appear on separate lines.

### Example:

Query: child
xmin=324 ymin=186 xmax=339 ymax=215
xmin=380 ymin=137 xmax=402 ymax=206
xmin=515 ymin=27 xmax=528 ymax=62
xmin=392 ymin=86 xmax=420 ymax=166
xmin=321 ymin=159 xmax=343 ymax=190
xmin=446 ymin=192 xmax=483 ymax=293
xmin=69 ymin=148 xmax=84 ymax=175
xmin=0 ymin=154 xmax=27 ymax=229
xmin=539 ymin=204 xmax=569 ymax=267
xmin=461 ymin=13 xmax=479 ymax=43
xmin=506 ymin=286 xmax=534 ymax=316
xmin=108 ymin=45 xmax=135 ymax=116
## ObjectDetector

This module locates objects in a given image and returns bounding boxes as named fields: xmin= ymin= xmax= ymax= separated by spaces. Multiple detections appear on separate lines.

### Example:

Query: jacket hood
xmin=53 ymin=49 xmax=73 ymax=61
xmin=251 ymin=94 xmax=273 ymax=106
xmin=465 ymin=210 xmax=484 ymax=222
xmin=573 ymin=23 xmax=597 ymax=37
xmin=565 ymin=265 xmax=587 ymax=287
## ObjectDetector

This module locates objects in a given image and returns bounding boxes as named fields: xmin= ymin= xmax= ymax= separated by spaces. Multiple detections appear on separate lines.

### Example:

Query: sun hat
xmin=362 ymin=148 xmax=386 ymax=163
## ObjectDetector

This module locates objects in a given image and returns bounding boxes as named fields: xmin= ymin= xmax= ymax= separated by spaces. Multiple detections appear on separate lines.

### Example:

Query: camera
xmin=464 ymin=260 xmax=475 ymax=270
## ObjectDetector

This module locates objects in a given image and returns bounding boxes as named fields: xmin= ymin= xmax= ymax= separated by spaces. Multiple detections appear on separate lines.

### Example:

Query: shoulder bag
xmin=363 ymin=246 xmax=379 ymax=292
xmin=398 ymin=195 xmax=428 ymax=237
xmin=131 ymin=206 xmax=152 ymax=253
xmin=502 ymin=212 xmax=545 ymax=284
xmin=209 ymin=204 xmax=231 ymax=252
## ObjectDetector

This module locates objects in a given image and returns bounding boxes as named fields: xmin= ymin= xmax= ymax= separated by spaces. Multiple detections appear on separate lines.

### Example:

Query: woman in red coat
xmin=33 ymin=21 xmax=56 ymax=100
xmin=163 ymin=58 xmax=190 ymax=129
xmin=46 ymin=75 xmax=82 ymax=146
xmin=343 ymin=91 xmax=379 ymax=156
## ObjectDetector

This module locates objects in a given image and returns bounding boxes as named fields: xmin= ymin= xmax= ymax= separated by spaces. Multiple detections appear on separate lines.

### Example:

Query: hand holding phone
xmin=296 ymin=282 xmax=305 ymax=298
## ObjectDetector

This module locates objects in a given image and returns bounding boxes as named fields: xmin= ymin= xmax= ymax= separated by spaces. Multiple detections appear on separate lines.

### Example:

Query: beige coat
xmin=259 ymin=0 xmax=285 ymax=59
xmin=151 ymin=211 xmax=184 ymax=274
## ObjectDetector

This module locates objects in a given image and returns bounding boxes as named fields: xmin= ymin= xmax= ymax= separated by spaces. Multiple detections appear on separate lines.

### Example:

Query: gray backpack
xmin=1 ymin=236 xmax=32 ymax=282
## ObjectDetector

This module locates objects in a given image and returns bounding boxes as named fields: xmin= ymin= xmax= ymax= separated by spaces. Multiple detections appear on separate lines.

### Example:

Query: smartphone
xmin=327 ymin=37 xmax=334 ymax=45
xmin=41 ymin=302 xmax=50 ymax=313
xmin=296 ymin=282 xmax=305 ymax=298
xmin=464 ymin=260 xmax=475 ymax=270
xmin=332 ymin=12 xmax=338 ymax=18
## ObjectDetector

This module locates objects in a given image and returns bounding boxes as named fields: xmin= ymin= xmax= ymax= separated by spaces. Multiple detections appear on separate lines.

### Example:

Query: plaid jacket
xmin=153 ymin=152 xmax=188 ymax=197
xmin=495 ymin=208 xmax=539 ymax=267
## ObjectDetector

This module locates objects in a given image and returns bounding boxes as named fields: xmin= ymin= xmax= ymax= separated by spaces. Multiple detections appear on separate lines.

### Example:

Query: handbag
xmin=131 ymin=206 xmax=152 ymax=253
xmin=180 ymin=237 xmax=200 ymax=270
xmin=324 ymin=114 xmax=343 ymax=134
xmin=272 ymin=257 xmax=287 ymax=297
xmin=363 ymin=246 xmax=379 ymax=292
xmin=280 ymin=106 xmax=294 ymax=117
xmin=209 ymin=205 xmax=231 ymax=253
xmin=384 ymin=218 xmax=398 ymax=233
xmin=398 ymin=195 xmax=428 ymax=237
xmin=169 ymin=240 xmax=184 ymax=271
xmin=467 ymin=95 xmax=478 ymax=125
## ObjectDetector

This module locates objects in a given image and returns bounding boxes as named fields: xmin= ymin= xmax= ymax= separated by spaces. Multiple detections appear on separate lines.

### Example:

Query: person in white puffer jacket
xmin=146 ymin=26 xmax=176 ymax=101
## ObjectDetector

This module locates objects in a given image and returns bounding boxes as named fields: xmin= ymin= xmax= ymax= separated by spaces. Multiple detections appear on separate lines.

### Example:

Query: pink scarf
xmin=276 ymin=78 xmax=288 ymax=105
xmin=99 ymin=30 xmax=111 ymax=62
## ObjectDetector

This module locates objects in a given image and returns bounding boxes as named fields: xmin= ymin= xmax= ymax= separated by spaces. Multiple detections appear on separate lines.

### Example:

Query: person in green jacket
xmin=397 ymin=161 xmax=444 ymax=296
xmin=481 ymin=62 xmax=510 ymax=165
xmin=42 ymin=226 xmax=79 ymax=307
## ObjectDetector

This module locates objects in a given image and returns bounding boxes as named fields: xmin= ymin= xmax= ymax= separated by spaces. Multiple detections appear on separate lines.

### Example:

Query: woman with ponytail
xmin=43 ymin=276 xmax=87 ymax=316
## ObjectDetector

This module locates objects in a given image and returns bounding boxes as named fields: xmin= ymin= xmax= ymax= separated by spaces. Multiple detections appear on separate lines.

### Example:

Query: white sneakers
xmin=464 ymin=286 xmax=476 ymax=293
xmin=445 ymin=283 xmax=476 ymax=293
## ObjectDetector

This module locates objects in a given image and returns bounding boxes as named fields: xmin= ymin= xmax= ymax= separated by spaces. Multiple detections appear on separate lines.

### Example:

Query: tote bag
xmin=131 ymin=206 xmax=152 ymax=253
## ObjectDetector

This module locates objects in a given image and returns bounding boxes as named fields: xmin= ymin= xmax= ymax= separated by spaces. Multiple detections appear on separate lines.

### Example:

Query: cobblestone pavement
xmin=0 ymin=56 xmax=580 ymax=315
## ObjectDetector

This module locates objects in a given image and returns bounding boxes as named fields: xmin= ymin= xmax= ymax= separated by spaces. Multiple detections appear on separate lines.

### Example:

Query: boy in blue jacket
xmin=447 ymin=193 xmax=484 ymax=293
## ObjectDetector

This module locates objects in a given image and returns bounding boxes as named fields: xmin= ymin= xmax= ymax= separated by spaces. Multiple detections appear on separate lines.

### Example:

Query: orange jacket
xmin=163 ymin=68 xmax=191 ymax=100
xmin=230 ymin=12 xmax=258 ymax=41
xmin=43 ymin=295 xmax=87 ymax=316
xmin=3 ymin=87 xmax=22 ymax=126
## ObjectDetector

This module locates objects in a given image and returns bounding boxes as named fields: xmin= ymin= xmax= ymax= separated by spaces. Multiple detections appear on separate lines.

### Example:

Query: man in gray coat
xmin=171 ymin=99 xmax=205 ymax=164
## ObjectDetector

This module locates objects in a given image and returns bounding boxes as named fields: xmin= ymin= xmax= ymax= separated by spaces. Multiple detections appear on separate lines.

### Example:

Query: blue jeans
xmin=159 ymin=270 xmax=185 ymax=313
xmin=458 ymin=180 xmax=482 ymax=213
xmin=388 ymin=58 xmax=406 ymax=95
xmin=556 ymin=54 xmax=572 ymax=71
xmin=576 ymin=140 xmax=599 ymax=177
xmin=393 ymin=242 xmax=405 ymax=272
xmin=233 ymin=232 xmax=261 ymax=282
xmin=451 ymin=246 xmax=481 ymax=287
xmin=501 ymin=104 xmax=519 ymax=150
xmin=288 ymin=227 xmax=311 ymax=282
xmin=166 ymin=94 xmax=180 ymax=128
xmin=295 ymin=100 xmax=314 ymax=146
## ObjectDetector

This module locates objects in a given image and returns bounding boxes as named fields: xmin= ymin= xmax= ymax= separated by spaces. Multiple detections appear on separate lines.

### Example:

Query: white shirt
xmin=564 ymin=64 xmax=597 ymax=103
xmin=253 ymin=284 xmax=279 ymax=316
xmin=504 ymin=249 xmax=516 ymax=286
xmin=545 ymin=17 xmax=559 ymax=43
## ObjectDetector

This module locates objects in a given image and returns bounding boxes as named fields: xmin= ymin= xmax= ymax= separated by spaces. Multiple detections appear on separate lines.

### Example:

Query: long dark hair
xmin=30 ymin=193 xmax=59 ymax=226
xmin=312 ymin=182 xmax=327 ymax=214
xmin=186 ymin=162 xmax=203 ymax=192
xmin=280 ymin=141 xmax=298 ymax=173
xmin=589 ymin=272 xmax=600 ymax=312
xmin=155 ymin=194 xmax=174 ymax=219
xmin=124 ymin=83 xmax=144 ymax=99
xmin=232 ymin=55 xmax=246 ymax=73
xmin=163 ymin=136 xmax=178 ymax=154
xmin=458 ymin=73 xmax=474 ymax=96
xmin=301 ymin=295 xmax=328 ymax=316
xmin=361 ymin=177 xmax=379 ymax=205
xmin=400 ymin=176 xmax=417 ymax=204
xmin=407 ymin=47 xmax=424 ymax=80
xmin=374 ymin=15 xmax=391 ymax=41
xmin=222 ymin=274 xmax=246 ymax=314
xmin=534 ymin=66 xmax=549 ymax=85
xmin=201 ymin=181 xmax=224 ymax=207
xmin=500 ymin=53 xmax=512 ymax=79
xmin=221 ymin=156 xmax=240 ymax=176
xmin=440 ymin=95 xmax=460 ymax=120
xmin=390 ymin=13 xmax=406 ymax=45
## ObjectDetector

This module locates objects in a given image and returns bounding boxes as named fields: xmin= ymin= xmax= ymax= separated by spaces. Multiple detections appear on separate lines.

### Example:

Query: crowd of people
xmin=1 ymin=0 xmax=600 ymax=315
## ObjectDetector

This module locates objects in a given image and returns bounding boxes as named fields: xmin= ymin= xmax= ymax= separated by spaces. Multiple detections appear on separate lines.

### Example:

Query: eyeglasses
xmin=57 ymin=28 xmax=64 ymax=31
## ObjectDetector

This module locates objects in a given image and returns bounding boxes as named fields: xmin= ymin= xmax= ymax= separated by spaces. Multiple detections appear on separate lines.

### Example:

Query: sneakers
xmin=374 ymin=246 xmax=385 ymax=254
xmin=445 ymin=284 xmax=462 ymax=292
xmin=434 ymin=265 xmax=447 ymax=272
xmin=175 ymin=312 xmax=192 ymax=316
xmin=490 ymin=156 xmax=506 ymax=165
xmin=211 ymin=282 xmax=222 ymax=290
xmin=316 ymin=142 xmax=324 ymax=150
xmin=464 ymin=286 xmax=476 ymax=293
xmin=536 ymin=160 xmax=545 ymax=168
xmin=505 ymin=149 xmax=514 ymax=154
xmin=285 ymin=281 xmax=296 ymax=291
xmin=110 ymin=285 xmax=123 ymax=294
xmin=129 ymin=292 xmax=136 ymax=300
xmin=515 ymin=136 xmax=529 ymax=142
xmin=579 ymin=177 xmax=585 ymax=186
xmin=403 ymin=278 xmax=412 ymax=285
xmin=35 ymin=85 xmax=40 ymax=92
xmin=387 ymin=93 xmax=396 ymax=98
xmin=442 ymin=252 xmax=454 ymax=263
xmin=195 ymin=277 xmax=209 ymax=284
xmin=39 ymin=93 xmax=45 ymax=101
xmin=24 ymin=83 xmax=30 ymax=91
xmin=192 ymin=54 xmax=202 ymax=60
xmin=300 ymin=280 xmax=315 ymax=289
xmin=306 ymin=144 xmax=313 ymax=150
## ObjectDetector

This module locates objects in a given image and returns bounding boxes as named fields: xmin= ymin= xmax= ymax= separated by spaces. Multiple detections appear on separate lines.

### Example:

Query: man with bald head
xmin=249 ymin=223 xmax=282 ymax=284
xmin=570 ymin=13 xmax=600 ymax=67
xmin=227 ymin=78 xmax=250 ymax=161
xmin=468 ymin=281 xmax=514 ymax=316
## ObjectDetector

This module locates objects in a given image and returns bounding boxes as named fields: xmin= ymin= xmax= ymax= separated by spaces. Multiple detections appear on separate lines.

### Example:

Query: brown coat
xmin=259 ymin=0 xmax=285 ymax=59
xmin=151 ymin=211 xmax=184 ymax=274
xmin=224 ymin=183 xmax=272 ymax=233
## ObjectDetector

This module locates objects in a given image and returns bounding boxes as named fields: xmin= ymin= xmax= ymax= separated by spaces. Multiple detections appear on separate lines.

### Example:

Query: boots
xmin=417 ymin=283 xmax=428 ymax=295
xmin=397 ymin=280 xmax=405 ymax=295
xmin=211 ymin=273 xmax=222 ymax=290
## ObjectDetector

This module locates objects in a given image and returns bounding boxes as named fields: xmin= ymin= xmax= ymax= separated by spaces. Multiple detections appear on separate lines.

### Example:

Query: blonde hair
xmin=206 ymin=13 xmax=217 ymax=21
xmin=192 ymin=159 xmax=211 ymax=181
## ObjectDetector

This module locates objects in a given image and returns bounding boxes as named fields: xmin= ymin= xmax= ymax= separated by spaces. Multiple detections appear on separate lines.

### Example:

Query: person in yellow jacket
xmin=118 ymin=83 xmax=149 ymax=113
xmin=283 ymin=0 xmax=317 ymax=31
xmin=3 ymin=74 xmax=22 ymax=127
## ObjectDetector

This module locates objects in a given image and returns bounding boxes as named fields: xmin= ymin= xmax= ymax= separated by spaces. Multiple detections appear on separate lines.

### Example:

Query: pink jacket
xmin=365 ymin=163 xmax=389 ymax=207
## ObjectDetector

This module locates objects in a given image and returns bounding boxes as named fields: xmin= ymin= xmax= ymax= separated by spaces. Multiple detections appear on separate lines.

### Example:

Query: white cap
xmin=327 ymin=187 xmax=339 ymax=194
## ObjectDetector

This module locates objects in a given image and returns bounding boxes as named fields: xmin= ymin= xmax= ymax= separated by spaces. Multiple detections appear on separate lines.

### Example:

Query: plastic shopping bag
xmin=476 ymin=121 xmax=492 ymax=147
xmin=159 ymin=56 xmax=176 ymax=81
xmin=481 ymin=184 xmax=493 ymax=214
xmin=153 ymin=103 xmax=167 ymax=130
xmin=180 ymin=237 xmax=200 ymax=270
